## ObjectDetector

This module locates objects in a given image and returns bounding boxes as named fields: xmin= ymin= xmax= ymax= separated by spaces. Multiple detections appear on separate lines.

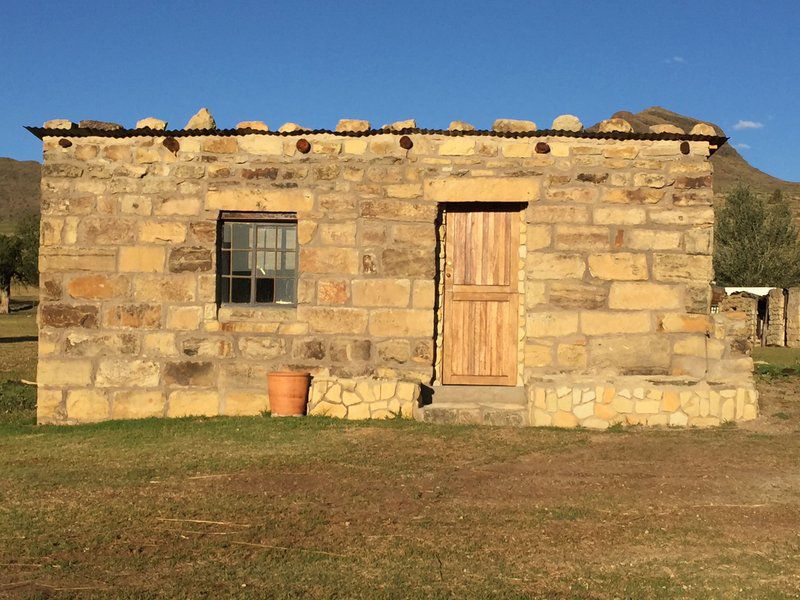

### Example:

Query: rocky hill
xmin=608 ymin=106 xmax=800 ymax=201
xmin=0 ymin=157 xmax=40 ymax=233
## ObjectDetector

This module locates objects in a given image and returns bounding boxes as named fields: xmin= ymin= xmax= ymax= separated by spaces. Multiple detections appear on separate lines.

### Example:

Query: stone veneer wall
xmin=34 ymin=124 xmax=757 ymax=426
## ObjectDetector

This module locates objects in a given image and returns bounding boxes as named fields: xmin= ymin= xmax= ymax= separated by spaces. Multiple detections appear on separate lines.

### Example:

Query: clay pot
xmin=268 ymin=371 xmax=311 ymax=417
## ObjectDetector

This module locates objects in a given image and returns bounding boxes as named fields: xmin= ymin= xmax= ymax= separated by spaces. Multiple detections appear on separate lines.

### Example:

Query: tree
xmin=714 ymin=186 xmax=800 ymax=287
xmin=0 ymin=215 xmax=39 ymax=314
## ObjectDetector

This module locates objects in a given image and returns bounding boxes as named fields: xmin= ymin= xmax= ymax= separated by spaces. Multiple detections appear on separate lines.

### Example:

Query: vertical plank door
xmin=442 ymin=206 xmax=519 ymax=385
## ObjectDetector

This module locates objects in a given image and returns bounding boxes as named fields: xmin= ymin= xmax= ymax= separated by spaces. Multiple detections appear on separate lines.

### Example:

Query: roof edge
xmin=25 ymin=125 xmax=728 ymax=147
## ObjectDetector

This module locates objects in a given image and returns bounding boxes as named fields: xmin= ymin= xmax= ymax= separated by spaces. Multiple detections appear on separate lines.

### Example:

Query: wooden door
xmin=442 ymin=205 xmax=520 ymax=386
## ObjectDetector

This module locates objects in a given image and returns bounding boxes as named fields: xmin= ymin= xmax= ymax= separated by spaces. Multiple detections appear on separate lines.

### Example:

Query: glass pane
xmin=265 ymin=227 xmax=277 ymax=248
xmin=222 ymin=223 xmax=232 ymax=249
xmin=256 ymin=226 xmax=266 ymax=248
xmin=232 ymin=223 xmax=253 ymax=249
xmin=274 ymin=278 xmax=295 ymax=304
xmin=219 ymin=250 xmax=231 ymax=276
xmin=232 ymin=251 xmax=251 ymax=276
xmin=219 ymin=277 xmax=231 ymax=303
xmin=278 ymin=251 xmax=295 ymax=275
xmin=283 ymin=227 xmax=296 ymax=249
xmin=231 ymin=278 xmax=251 ymax=303
xmin=259 ymin=250 xmax=276 ymax=275
xmin=255 ymin=278 xmax=275 ymax=303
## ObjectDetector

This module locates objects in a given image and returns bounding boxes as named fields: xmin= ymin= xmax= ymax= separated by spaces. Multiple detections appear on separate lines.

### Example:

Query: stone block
xmin=424 ymin=177 xmax=540 ymax=202
xmin=67 ymin=274 xmax=129 ymax=300
xmin=113 ymin=391 xmax=165 ymax=419
xmin=168 ymin=247 xmax=213 ymax=273
xmin=588 ymin=253 xmax=648 ymax=281
xmin=318 ymin=222 xmax=357 ymax=246
xmin=659 ymin=313 xmax=711 ymax=333
xmin=66 ymin=390 xmax=109 ymax=422
xmin=525 ymin=343 xmax=552 ymax=367
xmin=653 ymin=254 xmax=713 ymax=282
xmin=167 ymin=390 xmax=220 ymax=417
xmin=554 ymin=225 xmax=609 ymax=251
xmin=624 ymin=229 xmax=683 ymax=251
xmin=580 ymin=311 xmax=652 ymax=335
xmin=300 ymin=247 xmax=359 ymax=274
xmin=96 ymin=359 xmax=160 ymax=387
xmin=40 ymin=248 xmax=117 ymax=272
xmin=317 ymin=279 xmax=350 ymax=305
xmin=528 ymin=253 xmax=585 ymax=280
xmin=119 ymin=246 xmax=166 ymax=273
xmin=381 ymin=248 xmax=435 ymax=278
xmin=548 ymin=281 xmax=607 ymax=309
xmin=164 ymin=361 xmax=215 ymax=387
xmin=369 ymin=309 xmax=433 ymax=337
xmin=608 ymin=282 xmax=683 ymax=310
xmin=38 ymin=359 xmax=93 ymax=386
xmin=154 ymin=197 xmax=202 ymax=216
xmin=528 ymin=205 xmax=588 ymax=224
xmin=589 ymin=336 xmax=672 ymax=374
xmin=37 ymin=389 xmax=64 ymax=424
xmin=352 ymin=279 xmax=411 ymax=307
xmin=64 ymin=331 xmax=138 ymax=356
xmin=133 ymin=274 xmax=196 ymax=302
xmin=604 ymin=188 xmax=664 ymax=204
xmin=238 ymin=337 xmax=285 ymax=359
xmin=557 ymin=343 xmax=587 ymax=369
xmin=224 ymin=391 xmax=269 ymax=416
xmin=526 ymin=312 xmax=579 ymax=337
xmin=166 ymin=305 xmax=203 ymax=330
xmin=39 ymin=304 xmax=99 ymax=328
xmin=206 ymin=188 xmax=313 ymax=213
xmin=593 ymin=206 xmax=646 ymax=225
xmin=298 ymin=306 xmax=369 ymax=334
xmin=138 ymin=221 xmax=187 ymax=244
xmin=103 ymin=303 xmax=162 ymax=329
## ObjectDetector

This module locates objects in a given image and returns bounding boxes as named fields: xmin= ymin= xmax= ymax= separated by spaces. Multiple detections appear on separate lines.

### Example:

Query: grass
xmin=2 ymin=307 xmax=800 ymax=597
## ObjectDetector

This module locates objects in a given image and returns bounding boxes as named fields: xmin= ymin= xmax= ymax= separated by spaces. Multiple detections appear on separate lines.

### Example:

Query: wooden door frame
xmin=440 ymin=203 xmax=523 ymax=386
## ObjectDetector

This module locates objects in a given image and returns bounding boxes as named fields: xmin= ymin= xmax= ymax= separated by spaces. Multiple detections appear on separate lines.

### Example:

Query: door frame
xmin=439 ymin=202 xmax=525 ymax=386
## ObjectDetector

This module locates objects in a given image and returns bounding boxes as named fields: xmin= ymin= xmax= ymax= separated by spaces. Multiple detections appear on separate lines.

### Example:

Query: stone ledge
xmin=527 ymin=381 xmax=758 ymax=429
xmin=307 ymin=377 xmax=419 ymax=420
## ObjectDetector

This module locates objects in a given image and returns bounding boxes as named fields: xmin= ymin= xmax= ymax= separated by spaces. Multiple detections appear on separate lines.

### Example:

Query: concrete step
xmin=417 ymin=385 xmax=529 ymax=426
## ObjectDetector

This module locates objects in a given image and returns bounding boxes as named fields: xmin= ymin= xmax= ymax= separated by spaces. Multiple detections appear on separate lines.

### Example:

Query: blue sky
xmin=1 ymin=1 xmax=798 ymax=181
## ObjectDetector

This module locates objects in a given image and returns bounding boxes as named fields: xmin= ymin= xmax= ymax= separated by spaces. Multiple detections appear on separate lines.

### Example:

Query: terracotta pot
xmin=268 ymin=371 xmax=311 ymax=417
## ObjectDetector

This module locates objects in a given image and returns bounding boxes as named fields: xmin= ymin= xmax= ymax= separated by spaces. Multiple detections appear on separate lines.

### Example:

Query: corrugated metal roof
xmin=25 ymin=125 xmax=728 ymax=146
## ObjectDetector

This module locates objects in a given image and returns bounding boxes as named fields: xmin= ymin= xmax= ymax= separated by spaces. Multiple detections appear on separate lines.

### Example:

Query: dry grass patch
xmin=0 ymin=377 xmax=799 ymax=598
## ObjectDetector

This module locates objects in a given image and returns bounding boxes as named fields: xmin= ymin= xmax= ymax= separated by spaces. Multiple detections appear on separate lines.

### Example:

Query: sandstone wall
xmin=34 ymin=125 xmax=756 ymax=426
xmin=765 ymin=288 xmax=786 ymax=346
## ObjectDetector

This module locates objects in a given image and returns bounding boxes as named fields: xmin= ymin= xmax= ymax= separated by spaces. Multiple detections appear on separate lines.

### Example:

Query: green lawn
xmin=753 ymin=346 xmax=800 ymax=369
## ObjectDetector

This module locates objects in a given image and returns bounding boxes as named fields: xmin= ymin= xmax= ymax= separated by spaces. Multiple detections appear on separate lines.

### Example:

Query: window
xmin=218 ymin=212 xmax=297 ymax=305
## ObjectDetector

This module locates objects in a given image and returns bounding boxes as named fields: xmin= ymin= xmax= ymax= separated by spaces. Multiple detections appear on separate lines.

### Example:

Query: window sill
xmin=217 ymin=304 xmax=297 ymax=323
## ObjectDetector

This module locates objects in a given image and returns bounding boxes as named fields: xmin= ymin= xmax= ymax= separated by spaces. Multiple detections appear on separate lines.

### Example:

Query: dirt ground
xmin=0 ymin=374 xmax=798 ymax=598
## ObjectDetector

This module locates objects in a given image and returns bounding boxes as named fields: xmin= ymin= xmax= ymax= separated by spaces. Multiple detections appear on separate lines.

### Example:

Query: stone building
xmin=29 ymin=109 xmax=758 ymax=428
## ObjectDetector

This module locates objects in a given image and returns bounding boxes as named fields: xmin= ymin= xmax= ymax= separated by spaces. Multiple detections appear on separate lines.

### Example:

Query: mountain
xmin=0 ymin=157 xmax=40 ymax=233
xmin=607 ymin=107 xmax=800 ymax=202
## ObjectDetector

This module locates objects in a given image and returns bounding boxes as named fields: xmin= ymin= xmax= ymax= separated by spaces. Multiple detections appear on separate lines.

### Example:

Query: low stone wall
xmin=528 ymin=380 xmax=757 ymax=429
xmin=308 ymin=377 xmax=418 ymax=419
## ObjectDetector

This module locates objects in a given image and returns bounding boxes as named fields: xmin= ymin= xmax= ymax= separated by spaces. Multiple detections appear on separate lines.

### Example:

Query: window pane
xmin=278 ymin=251 xmax=295 ymax=275
xmin=265 ymin=227 xmax=277 ymax=248
xmin=222 ymin=223 xmax=232 ymax=249
xmin=232 ymin=223 xmax=253 ymax=249
xmin=219 ymin=250 xmax=231 ymax=276
xmin=231 ymin=278 xmax=251 ymax=303
xmin=256 ymin=250 xmax=275 ymax=275
xmin=219 ymin=277 xmax=231 ymax=303
xmin=255 ymin=278 xmax=275 ymax=303
xmin=274 ymin=278 xmax=295 ymax=304
xmin=232 ymin=251 xmax=251 ymax=276
xmin=283 ymin=228 xmax=296 ymax=249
